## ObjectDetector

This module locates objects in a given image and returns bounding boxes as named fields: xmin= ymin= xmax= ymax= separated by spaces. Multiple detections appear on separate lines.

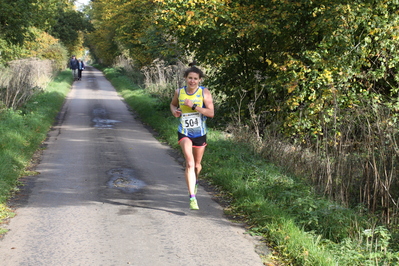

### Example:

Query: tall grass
xmin=0 ymin=59 xmax=57 ymax=110
xmin=141 ymin=59 xmax=186 ymax=102
xmin=258 ymin=98 xmax=399 ymax=226
xmin=112 ymin=55 xmax=145 ymax=87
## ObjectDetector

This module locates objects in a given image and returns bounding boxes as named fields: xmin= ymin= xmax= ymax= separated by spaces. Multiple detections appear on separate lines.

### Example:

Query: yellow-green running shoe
xmin=190 ymin=197 xmax=199 ymax=210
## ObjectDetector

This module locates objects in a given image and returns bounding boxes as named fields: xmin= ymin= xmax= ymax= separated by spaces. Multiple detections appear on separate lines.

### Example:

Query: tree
xmin=86 ymin=0 xmax=180 ymax=67
xmin=48 ymin=1 xmax=93 ymax=57
xmin=0 ymin=0 xmax=58 ymax=45
xmin=154 ymin=0 xmax=399 ymax=217
xmin=0 ymin=0 xmax=92 ymax=63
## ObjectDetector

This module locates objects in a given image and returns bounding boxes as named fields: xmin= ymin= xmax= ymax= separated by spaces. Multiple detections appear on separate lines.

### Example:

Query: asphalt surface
xmin=0 ymin=66 xmax=265 ymax=266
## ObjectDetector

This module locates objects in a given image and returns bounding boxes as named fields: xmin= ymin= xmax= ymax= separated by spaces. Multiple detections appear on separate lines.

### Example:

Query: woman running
xmin=170 ymin=62 xmax=214 ymax=210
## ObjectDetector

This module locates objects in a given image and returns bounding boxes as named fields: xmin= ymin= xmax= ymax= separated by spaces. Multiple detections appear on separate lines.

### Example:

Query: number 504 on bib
xmin=182 ymin=113 xmax=200 ymax=129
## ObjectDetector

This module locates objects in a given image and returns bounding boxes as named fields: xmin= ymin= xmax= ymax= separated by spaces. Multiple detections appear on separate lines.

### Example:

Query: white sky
xmin=75 ymin=0 xmax=90 ymax=9
xmin=76 ymin=0 xmax=90 ymax=4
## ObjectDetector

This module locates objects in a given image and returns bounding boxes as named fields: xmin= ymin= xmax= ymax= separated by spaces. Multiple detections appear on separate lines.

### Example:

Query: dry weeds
xmin=0 ymin=59 xmax=55 ymax=110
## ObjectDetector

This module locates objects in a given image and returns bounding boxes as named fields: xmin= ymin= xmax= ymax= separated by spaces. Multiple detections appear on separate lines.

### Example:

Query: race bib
xmin=181 ymin=113 xmax=200 ymax=129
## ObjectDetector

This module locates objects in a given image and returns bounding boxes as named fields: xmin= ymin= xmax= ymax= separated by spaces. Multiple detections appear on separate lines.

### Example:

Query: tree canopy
xmin=0 ymin=0 xmax=92 ymax=64
xmin=86 ymin=0 xmax=179 ymax=66
xmin=0 ymin=0 xmax=58 ymax=44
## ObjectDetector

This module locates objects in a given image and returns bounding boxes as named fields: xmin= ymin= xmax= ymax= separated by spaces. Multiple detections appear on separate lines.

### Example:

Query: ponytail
xmin=184 ymin=61 xmax=204 ymax=78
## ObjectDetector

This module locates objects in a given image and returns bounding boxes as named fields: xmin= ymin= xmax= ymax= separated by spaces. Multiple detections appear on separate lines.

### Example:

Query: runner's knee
xmin=195 ymin=163 xmax=202 ymax=171
xmin=186 ymin=160 xmax=195 ymax=170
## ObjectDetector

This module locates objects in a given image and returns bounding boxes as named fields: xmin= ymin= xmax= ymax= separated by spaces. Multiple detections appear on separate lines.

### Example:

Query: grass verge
xmin=0 ymin=70 xmax=72 ymax=234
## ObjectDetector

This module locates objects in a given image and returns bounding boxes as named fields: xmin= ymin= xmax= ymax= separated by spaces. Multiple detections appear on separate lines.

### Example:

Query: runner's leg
xmin=193 ymin=146 xmax=205 ymax=181
xmin=179 ymin=138 xmax=196 ymax=195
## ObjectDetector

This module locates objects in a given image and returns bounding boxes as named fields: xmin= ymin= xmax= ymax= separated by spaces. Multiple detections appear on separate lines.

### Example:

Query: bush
xmin=0 ymin=59 xmax=56 ymax=110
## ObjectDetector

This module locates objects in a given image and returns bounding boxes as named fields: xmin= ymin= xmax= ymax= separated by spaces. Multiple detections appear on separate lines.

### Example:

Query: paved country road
xmin=0 ymin=67 xmax=265 ymax=266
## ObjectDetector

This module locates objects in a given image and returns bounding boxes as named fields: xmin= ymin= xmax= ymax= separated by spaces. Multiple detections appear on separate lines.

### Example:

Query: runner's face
xmin=185 ymin=72 xmax=201 ymax=90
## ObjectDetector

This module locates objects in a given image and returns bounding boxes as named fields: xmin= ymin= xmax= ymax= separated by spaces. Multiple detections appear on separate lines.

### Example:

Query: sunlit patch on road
xmin=106 ymin=168 xmax=146 ymax=193
xmin=92 ymin=107 xmax=121 ymax=128
xmin=92 ymin=117 xmax=121 ymax=128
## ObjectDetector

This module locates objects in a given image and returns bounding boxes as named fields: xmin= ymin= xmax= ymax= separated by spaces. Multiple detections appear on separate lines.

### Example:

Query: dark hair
xmin=184 ymin=61 xmax=204 ymax=78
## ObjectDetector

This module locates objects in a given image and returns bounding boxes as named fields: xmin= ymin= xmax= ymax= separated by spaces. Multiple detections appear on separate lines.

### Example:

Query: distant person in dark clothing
xmin=78 ymin=59 xmax=85 ymax=80
xmin=69 ymin=55 xmax=79 ymax=80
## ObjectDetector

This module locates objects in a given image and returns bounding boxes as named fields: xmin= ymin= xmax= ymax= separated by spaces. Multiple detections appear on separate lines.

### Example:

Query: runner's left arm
xmin=184 ymin=88 xmax=214 ymax=118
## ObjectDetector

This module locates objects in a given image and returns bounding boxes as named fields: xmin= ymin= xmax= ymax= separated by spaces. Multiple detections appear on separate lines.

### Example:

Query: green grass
xmin=0 ymin=70 xmax=72 ymax=231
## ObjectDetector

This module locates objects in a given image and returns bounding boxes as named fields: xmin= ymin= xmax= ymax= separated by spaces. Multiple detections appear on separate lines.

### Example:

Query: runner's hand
xmin=184 ymin=99 xmax=193 ymax=108
xmin=174 ymin=108 xmax=182 ymax=117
